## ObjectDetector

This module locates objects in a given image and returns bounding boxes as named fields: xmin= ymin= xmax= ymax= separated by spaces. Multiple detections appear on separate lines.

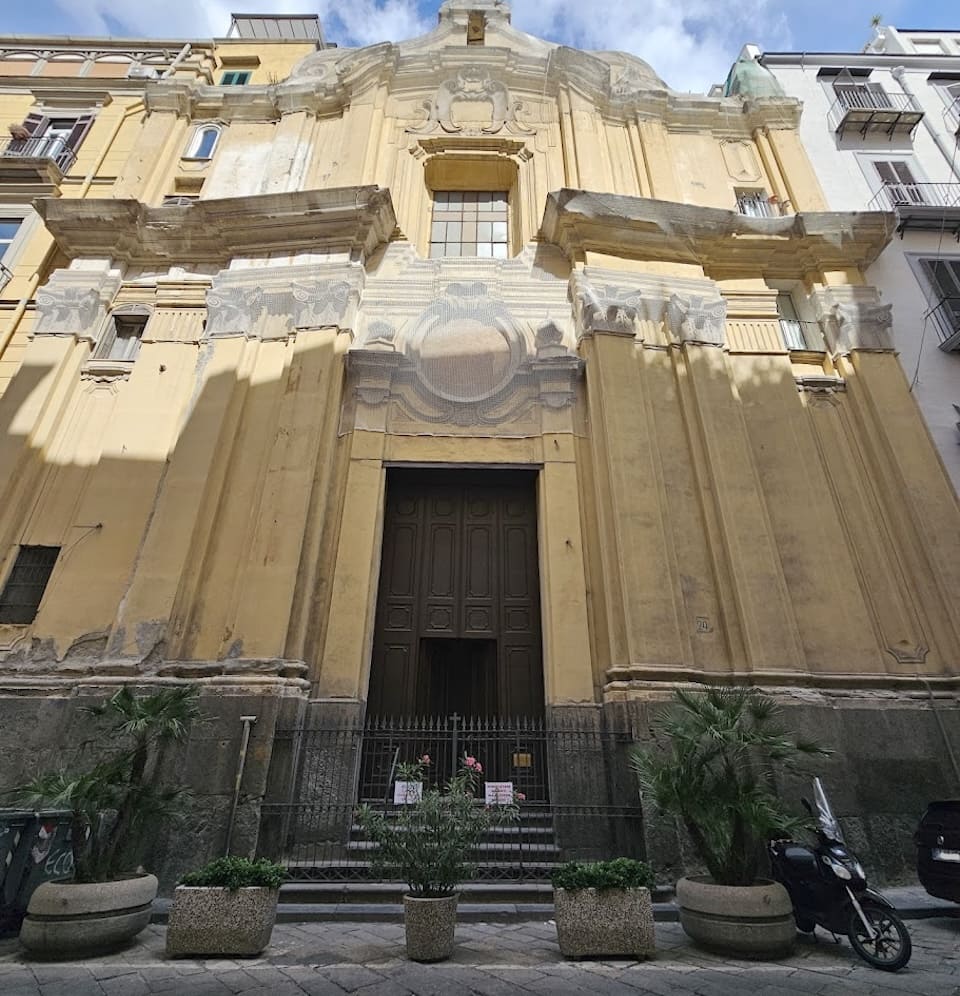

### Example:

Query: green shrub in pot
xmin=167 ymin=856 xmax=286 ymax=957
xmin=551 ymin=858 xmax=657 ymax=959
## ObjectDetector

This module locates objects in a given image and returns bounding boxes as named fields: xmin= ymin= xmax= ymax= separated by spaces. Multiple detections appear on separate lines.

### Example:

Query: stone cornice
xmin=541 ymin=189 xmax=895 ymax=277
xmin=142 ymin=42 xmax=800 ymax=139
xmin=35 ymin=186 xmax=397 ymax=266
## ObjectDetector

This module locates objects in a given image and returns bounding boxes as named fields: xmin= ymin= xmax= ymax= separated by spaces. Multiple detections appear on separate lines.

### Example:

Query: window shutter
xmin=21 ymin=112 xmax=45 ymax=136
xmin=64 ymin=114 xmax=94 ymax=152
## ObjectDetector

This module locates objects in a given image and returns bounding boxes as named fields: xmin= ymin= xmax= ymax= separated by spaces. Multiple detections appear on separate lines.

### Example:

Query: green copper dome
xmin=724 ymin=56 xmax=785 ymax=99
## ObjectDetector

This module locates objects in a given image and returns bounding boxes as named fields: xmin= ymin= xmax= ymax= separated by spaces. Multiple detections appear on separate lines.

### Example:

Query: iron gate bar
xmin=259 ymin=715 xmax=646 ymax=883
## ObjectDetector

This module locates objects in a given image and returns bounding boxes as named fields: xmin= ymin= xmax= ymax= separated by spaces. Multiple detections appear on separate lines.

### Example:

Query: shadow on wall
xmin=0 ymin=327 xmax=955 ymax=885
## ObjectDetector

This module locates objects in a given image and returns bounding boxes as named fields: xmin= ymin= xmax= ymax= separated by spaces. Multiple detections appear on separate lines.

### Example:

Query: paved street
xmin=1 ymin=915 xmax=958 ymax=996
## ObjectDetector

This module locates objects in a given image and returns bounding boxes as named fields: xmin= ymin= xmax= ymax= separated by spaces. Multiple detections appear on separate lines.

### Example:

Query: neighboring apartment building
xmin=0 ymin=2 xmax=958 ymax=886
xmin=736 ymin=28 xmax=960 ymax=491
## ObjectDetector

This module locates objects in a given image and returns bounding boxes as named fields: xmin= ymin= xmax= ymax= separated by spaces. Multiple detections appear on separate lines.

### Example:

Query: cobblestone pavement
xmin=1 ymin=917 xmax=958 ymax=995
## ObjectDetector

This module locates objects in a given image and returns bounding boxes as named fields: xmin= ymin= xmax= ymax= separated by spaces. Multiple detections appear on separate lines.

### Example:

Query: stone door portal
xmin=367 ymin=468 xmax=543 ymax=720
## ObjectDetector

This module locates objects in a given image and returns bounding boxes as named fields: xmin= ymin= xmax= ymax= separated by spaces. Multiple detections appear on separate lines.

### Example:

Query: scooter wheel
xmin=847 ymin=902 xmax=912 ymax=971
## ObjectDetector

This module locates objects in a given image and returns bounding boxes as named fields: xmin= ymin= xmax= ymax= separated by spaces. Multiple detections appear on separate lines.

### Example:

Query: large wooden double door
xmin=367 ymin=469 xmax=543 ymax=719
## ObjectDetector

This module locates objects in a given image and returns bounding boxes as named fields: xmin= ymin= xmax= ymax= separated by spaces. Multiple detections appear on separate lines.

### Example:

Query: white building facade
xmin=739 ymin=28 xmax=960 ymax=492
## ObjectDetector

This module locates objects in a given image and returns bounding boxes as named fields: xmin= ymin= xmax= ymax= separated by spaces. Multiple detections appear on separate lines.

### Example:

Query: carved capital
xmin=815 ymin=289 xmax=893 ymax=353
xmin=205 ymin=265 xmax=362 ymax=339
xmin=34 ymin=268 xmax=121 ymax=340
xmin=573 ymin=280 xmax=643 ymax=339
xmin=666 ymin=293 xmax=727 ymax=346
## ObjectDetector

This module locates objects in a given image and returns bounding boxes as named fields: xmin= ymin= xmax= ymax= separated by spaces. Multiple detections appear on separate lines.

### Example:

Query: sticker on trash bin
xmin=484 ymin=782 xmax=514 ymax=805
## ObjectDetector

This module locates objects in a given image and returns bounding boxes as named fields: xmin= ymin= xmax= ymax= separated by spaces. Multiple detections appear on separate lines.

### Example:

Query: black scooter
xmin=769 ymin=778 xmax=912 ymax=971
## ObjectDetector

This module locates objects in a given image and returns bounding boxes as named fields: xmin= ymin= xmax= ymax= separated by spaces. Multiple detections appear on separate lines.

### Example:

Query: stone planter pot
xmin=403 ymin=893 xmax=458 ymax=962
xmin=165 ymin=886 xmax=279 ymax=957
xmin=20 ymin=874 xmax=158 ymax=956
xmin=677 ymin=876 xmax=795 ymax=959
xmin=554 ymin=886 xmax=655 ymax=959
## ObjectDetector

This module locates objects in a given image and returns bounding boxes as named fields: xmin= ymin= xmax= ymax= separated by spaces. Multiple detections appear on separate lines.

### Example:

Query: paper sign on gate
xmin=484 ymin=782 xmax=514 ymax=805
xmin=393 ymin=781 xmax=423 ymax=805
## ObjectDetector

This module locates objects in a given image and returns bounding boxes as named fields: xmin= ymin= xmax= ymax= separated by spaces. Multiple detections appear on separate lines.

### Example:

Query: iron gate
xmin=258 ymin=715 xmax=646 ymax=882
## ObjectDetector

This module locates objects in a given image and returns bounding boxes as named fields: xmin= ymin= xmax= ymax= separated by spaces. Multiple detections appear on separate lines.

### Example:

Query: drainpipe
xmin=891 ymin=66 xmax=960 ymax=180
xmin=225 ymin=715 xmax=258 ymax=856
xmin=161 ymin=43 xmax=192 ymax=79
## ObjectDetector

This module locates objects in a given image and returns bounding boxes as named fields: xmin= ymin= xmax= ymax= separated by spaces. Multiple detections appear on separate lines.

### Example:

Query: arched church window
xmin=184 ymin=125 xmax=221 ymax=161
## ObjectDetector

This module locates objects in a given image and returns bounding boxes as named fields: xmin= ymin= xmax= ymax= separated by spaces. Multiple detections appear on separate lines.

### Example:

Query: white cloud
xmin=50 ymin=0 xmax=429 ymax=46
xmin=49 ymin=0 xmax=789 ymax=91
xmin=508 ymin=0 xmax=792 ymax=92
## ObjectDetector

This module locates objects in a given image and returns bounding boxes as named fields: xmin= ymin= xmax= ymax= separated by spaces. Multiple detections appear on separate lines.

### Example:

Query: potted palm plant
xmin=166 ymin=856 xmax=286 ymax=957
xmin=630 ymin=686 xmax=830 ymax=958
xmin=357 ymin=755 xmax=519 ymax=962
xmin=551 ymin=858 xmax=656 ymax=959
xmin=12 ymin=685 xmax=201 ymax=956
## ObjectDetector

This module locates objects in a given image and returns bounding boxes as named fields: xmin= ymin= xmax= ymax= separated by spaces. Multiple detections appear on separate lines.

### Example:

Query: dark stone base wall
xmin=0 ymin=682 xmax=306 ymax=894
xmin=618 ymin=693 xmax=960 ymax=886
xmin=1 ymin=686 xmax=956 ymax=891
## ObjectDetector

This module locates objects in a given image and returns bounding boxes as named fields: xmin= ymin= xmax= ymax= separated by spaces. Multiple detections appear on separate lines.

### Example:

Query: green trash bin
xmin=0 ymin=810 xmax=74 ymax=936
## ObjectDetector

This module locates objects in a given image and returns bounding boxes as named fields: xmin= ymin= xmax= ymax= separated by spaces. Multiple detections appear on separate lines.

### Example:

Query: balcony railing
xmin=867 ymin=182 xmax=960 ymax=236
xmin=828 ymin=87 xmax=923 ymax=137
xmin=0 ymin=136 xmax=77 ymax=173
xmin=868 ymin=182 xmax=960 ymax=211
xmin=736 ymin=193 xmax=780 ymax=218
xmin=926 ymin=297 xmax=960 ymax=352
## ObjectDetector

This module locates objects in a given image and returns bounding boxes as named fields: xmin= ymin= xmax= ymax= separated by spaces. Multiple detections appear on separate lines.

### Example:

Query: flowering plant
xmin=357 ymin=755 xmax=520 ymax=898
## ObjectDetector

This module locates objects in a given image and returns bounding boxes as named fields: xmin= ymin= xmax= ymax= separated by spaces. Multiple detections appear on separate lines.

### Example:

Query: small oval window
xmin=186 ymin=126 xmax=219 ymax=160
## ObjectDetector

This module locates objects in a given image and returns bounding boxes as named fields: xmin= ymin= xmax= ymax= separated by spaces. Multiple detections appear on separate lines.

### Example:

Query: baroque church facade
xmin=0 ymin=2 xmax=958 ymax=881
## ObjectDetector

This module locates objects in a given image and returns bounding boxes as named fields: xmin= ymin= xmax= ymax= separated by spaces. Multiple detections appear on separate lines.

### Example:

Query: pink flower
xmin=465 ymin=756 xmax=477 ymax=768
xmin=474 ymin=762 xmax=483 ymax=773
xmin=420 ymin=754 xmax=431 ymax=765
xmin=516 ymin=792 xmax=526 ymax=802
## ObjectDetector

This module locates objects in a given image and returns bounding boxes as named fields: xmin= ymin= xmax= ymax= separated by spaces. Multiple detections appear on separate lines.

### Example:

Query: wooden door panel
xmin=370 ymin=471 xmax=543 ymax=718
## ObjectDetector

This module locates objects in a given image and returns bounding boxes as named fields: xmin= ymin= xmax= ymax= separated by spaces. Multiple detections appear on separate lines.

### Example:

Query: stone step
xmin=344 ymin=839 xmax=561 ymax=856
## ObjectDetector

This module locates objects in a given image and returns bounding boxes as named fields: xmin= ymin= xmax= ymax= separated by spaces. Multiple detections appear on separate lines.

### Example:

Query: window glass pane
xmin=195 ymin=128 xmax=218 ymax=158
xmin=431 ymin=190 xmax=508 ymax=258
xmin=491 ymin=242 xmax=508 ymax=259
xmin=0 ymin=545 xmax=59 ymax=624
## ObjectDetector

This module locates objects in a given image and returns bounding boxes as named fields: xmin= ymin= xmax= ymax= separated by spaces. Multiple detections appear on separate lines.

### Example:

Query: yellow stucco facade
xmin=0 ymin=1 xmax=958 ymax=879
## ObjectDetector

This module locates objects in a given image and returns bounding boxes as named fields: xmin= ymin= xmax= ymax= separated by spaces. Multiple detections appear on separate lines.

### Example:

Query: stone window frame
xmin=183 ymin=123 xmax=223 ymax=161
xmin=85 ymin=302 xmax=152 ymax=377
xmin=418 ymin=146 xmax=522 ymax=259
xmin=766 ymin=279 xmax=824 ymax=354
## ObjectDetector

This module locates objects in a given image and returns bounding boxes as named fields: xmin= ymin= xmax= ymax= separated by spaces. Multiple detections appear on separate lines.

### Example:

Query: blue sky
xmin=2 ymin=1 xmax=957 ymax=92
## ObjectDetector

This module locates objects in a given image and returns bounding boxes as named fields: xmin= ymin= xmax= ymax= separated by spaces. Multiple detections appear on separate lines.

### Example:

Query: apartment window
xmin=429 ymin=191 xmax=509 ymax=258
xmin=920 ymin=259 xmax=960 ymax=344
xmin=776 ymin=292 xmax=807 ymax=350
xmin=937 ymin=80 xmax=960 ymax=126
xmin=184 ymin=125 xmax=220 ymax=160
xmin=736 ymin=189 xmax=777 ymax=218
xmin=0 ymin=219 xmax=21 ymax=261
xmin=0 ymin=546 xmax=59 ymax=624
xmin=93 ymin=310 xmax=148 ymax=363
xmin=874 ymin=161 xmax=925 ymax=205
xmin=220 ymin=71 xmax=251 ymax=86
xmin=9 ymin=112 xmax=94 ymax=171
